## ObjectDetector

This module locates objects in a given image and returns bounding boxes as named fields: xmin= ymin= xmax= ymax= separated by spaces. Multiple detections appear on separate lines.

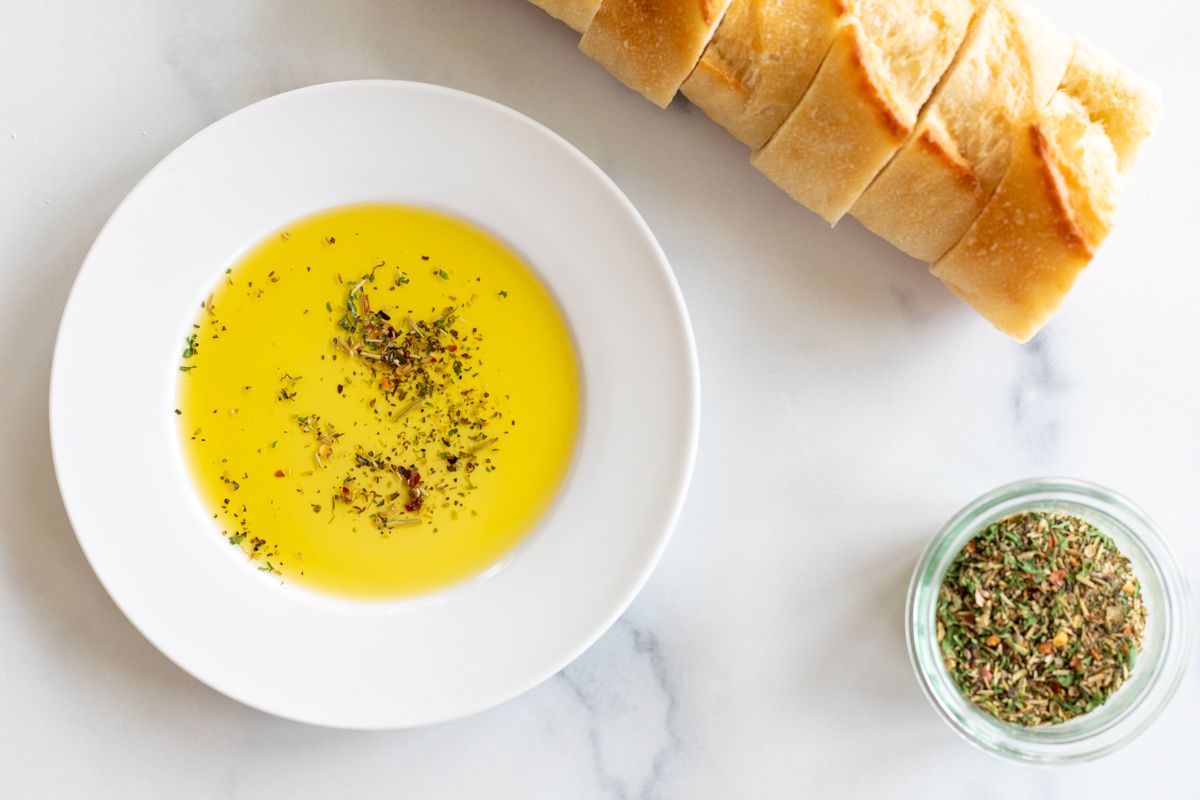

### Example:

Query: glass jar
xmin=906 ymin=478 xmax=1191 ymax=763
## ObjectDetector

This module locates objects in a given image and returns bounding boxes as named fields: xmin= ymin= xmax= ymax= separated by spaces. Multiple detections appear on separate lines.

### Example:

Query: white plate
xmin=50 ymin=81 xmax=699 ymax=729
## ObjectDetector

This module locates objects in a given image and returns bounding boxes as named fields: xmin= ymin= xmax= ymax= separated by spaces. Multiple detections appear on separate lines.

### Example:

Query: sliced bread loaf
xmin=931 ymin=42 xmax=1162 ymax=341
xmin=680 ymin=0 xmax=846 ymax=150
xmin=750 ymin=0 xmax=980 ymax=223
xmin=581 ymin=0 xmax=735 ymax=108
xmin=849 ymin=0 xmax=1071 ymax=261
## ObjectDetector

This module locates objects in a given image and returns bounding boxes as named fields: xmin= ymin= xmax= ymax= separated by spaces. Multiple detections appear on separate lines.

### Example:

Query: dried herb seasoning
xmin=937 ymin=511 xmax=1146 ymax=726
xmin=306 ymin=270 xmax=500 ymax=532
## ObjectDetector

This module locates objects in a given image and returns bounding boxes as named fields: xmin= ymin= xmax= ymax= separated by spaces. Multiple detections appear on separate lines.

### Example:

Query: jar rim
xmin=906 ymin=477 xmax=1192 ymax=763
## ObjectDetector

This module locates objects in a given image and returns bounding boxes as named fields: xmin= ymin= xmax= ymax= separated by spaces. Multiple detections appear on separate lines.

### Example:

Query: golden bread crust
xmin=680 ymin=0 xmax=844 ymax=149
xmin=581 ymin=0 xmax=735 ymax=107
xmin=917 ymin=125 xmax=982 ymax=195
xmin=933 ymin=123 xmax=1095 ymax=342
xmin=751 ymin=0 xmax=979 ymax=223
xmin=528 ymin=0 xmax=604 ymax=32
xmin=846 ymin=25 xmax=911 ymax=143
xmin=931 ymin=41 xmax=1159 ymax=341
xmin=849 ymin=0 xmax=1073 ymax=261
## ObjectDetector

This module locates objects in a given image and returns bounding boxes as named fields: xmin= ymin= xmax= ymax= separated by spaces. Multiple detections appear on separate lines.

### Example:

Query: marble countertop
xmin=2 ymin=1 xmax=1197 ymax=796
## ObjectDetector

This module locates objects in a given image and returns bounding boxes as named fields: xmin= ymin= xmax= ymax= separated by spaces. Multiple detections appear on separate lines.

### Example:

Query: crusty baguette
xmin=527 ymin=0 xmax=602 ymax=33
xmin=751 ymin=0 xmax=980 ymax=223
xmin=526 ymin=0 xmax=1162 ymax=341
xmin=931 ymin=42 xmax=1162 ymax=341
xmin=581 ymin=0 xmax=735 ymax=108
xmin=680 ymin=0 xmax=845 ymax=150
xmin=849 ymin=0 xmax=1071 ymax=261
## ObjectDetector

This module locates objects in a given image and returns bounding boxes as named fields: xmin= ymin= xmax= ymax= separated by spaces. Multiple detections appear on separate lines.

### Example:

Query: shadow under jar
xmin=906 ymin=478 xmax=1191 ymax=763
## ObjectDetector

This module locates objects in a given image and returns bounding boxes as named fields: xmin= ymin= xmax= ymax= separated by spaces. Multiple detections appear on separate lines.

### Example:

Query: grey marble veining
xmin=559 ymin=620 xmax=681 ymax=800
xmin=1013 ymin=334 xmax=1067 ymax=457
xmin=1 ymin=1 xmax=1198 ymax=797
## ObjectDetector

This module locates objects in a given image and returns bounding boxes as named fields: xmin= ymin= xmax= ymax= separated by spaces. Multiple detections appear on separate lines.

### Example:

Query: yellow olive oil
xmin=178 ymin=204 xmax=580 ymax=598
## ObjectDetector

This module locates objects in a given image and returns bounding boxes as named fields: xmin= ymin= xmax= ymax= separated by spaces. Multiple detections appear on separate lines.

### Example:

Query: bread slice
xmin=849 ymin=0 xmax=1071 ymax=261
xmin=931 ymin=42 xmax=1162 ymax=341
xmin=680 ymin=0 xmax=846 ymax=150
xmin=527 ymin=0 xmax=602 ymax=33
xmin=750 ymin=0 xmax=980 ymax=223
xmin=580 ymin=0 xmax=735 ymax=108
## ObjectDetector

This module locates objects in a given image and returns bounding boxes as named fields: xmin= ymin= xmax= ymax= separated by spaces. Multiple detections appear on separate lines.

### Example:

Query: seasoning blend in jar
xmin=907 ymin=479 xmax=1191 ymax=762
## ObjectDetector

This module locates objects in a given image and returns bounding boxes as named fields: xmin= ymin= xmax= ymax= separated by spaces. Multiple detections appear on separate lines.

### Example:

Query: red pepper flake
xmin=274 ymin=470 xmax=286 ymax=477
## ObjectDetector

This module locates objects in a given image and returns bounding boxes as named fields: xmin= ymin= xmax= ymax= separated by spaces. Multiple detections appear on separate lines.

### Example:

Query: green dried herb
xmin=312 ymin=270 xmax=498 ymax=532
xmin=937 ymin=511 xmax=1146 ymax=726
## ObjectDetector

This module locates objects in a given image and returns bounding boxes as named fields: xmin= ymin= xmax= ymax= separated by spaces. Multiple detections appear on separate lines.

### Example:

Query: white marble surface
xmin=2 ymin=1 xmax=1197 ymax=796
